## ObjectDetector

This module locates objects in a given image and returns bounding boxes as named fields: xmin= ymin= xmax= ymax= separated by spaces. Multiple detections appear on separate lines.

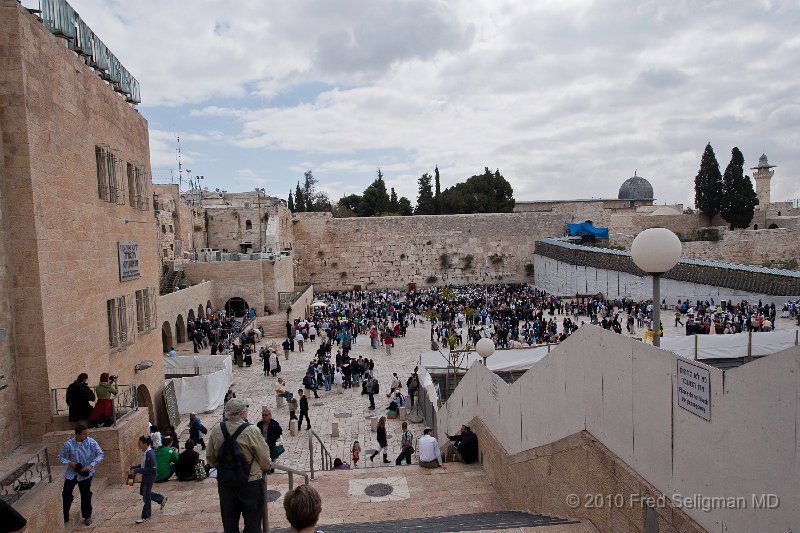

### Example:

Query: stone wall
xmin=182 ymin=256 xmax=294 ymax=316
xmin=158 ymin=281 xmax=215 ymax=351
xmin=473 ymin=424 xmax=704 ymax=533
xmin=0 ymin=1 xmax=164 ymax=439
xmin=292 ymin=212 xmax=578 ymax=290
xmin=681 ymin=227 xmax=798 ymax=267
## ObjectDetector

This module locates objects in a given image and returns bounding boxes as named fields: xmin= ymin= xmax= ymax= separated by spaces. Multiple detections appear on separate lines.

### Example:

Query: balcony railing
xmin=0 ymin=446 xmax=52 ymax=505
xmin=50 ymin=384 xmax=138 ymax=427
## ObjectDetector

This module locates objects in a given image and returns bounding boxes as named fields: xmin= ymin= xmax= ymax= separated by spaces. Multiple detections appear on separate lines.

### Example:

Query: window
xmin=161 ymin=225 xmax=166 ymax=233
xmin=95 ymin=145 xmax=125 ymax=205
xmin=106 ymin=296 xmax=126 ymax=349
xmin=168 ymin=225 xmax=173 ymax=233
xmin=244 ymin=202 xmax=251 ymax=208
xmin=245 ymin=220 xmax=252 ymax=230
xmin=127 ymin=162 xmax=136 ymax=206
xmin=135 ymin=287 xmax=156 ymax=333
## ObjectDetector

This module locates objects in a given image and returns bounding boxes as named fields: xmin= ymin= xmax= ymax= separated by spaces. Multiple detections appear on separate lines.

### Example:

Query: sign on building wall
xmin=676 ymin=359 xmax=711 ymax=421
xmin=118 ymin=241 xmax=141 ymax=282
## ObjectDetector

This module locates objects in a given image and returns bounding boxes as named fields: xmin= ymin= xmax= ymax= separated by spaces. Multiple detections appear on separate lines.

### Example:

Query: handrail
xmin=307 ymin=429 xmax=333 ymax=480
xmin=262 ymin=461 xmax=309 ymax=533
xmin=0 ymin=445 xmax=52 ymax=505
xmin=221 ymin=315 xmax=256 ymax=353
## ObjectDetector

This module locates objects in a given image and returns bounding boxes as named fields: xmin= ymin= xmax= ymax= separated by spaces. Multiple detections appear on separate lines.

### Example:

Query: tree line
xmin=288 ymin=166 xmax=515 ymax=217
xmin=694 ymin=144 xmax=759 ymax=228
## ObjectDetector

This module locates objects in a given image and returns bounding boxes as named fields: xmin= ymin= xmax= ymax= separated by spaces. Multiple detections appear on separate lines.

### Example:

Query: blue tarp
xmin=567 ymin=222 xmax=609 ymax=240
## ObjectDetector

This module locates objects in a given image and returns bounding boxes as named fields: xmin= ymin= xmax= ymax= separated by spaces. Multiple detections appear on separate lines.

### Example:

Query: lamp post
xmin=476 ymin=337 xmax=495 ymax=368
xmin=630 ymin=228 xmax=682 ymax=347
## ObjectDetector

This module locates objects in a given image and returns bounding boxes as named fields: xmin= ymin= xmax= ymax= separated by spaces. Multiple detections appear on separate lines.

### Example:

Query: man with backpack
xmin=206 ymin=399 xmax=271 ymax=533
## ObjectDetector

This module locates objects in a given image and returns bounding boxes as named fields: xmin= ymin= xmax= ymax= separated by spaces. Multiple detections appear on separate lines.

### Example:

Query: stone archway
xmin=162 ymin=321 xmax=173 ymax=353
xmin=136 ymin=384 xmax=154 ymax=426
xmin=225 ymin=297 xmax=249 ymax=318
xmin=188 ymin=309 xmax=196 ymax=325
xmin=175 ymin=314 xmax=186 ymax=343
xmin=198 ymin=304 xmax=205 ymax=319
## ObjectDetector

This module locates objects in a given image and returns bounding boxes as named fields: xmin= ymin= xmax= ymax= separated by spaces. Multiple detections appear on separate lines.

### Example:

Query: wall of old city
xmin=292 ymin=211 xmax=584 ymax=290
xmin=0 ymin=2 xmax=164 ymax=440
xmin=681 ymin=227 xmax=798 ymax=266
xmin=182 ymin=256 xmax=294 ymax=315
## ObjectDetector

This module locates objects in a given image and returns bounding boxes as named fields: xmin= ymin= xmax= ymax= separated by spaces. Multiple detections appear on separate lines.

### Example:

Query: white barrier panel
xmin=420 ymin=346 xmax=550 ymax=372
xmin=169 ymin=357 xmax=233 ymax=414
xmin=163 ymin=354 xmax=229 ymax=373
xmin=661 ymin=330 xmax=798 ymax=360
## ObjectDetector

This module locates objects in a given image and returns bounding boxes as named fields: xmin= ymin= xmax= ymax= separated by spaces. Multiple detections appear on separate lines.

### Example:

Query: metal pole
xmin=308 ymin=432 xmax=315 ymax=480
xmin=268 ymin=472 xmax=274 ymax=533
xmin=652 ymin=274 xmax=661 ymax=347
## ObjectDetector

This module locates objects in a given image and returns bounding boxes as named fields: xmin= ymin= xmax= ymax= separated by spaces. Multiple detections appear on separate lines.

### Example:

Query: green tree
xmin=294 ymin=182 xmax=305 ymax=213
xmin=357 ymin=169 xmax=390 ymax=217
xmin=694 ymin=143 xmax=723 ymax=221
xmin=398 ymin=196 xmax=413 ymax=216
xmin=334 ymin=194 xmax=362 ymax=217
xmin=434 ymin=165 xmax=442 ymax=214
xmin=439 ymin=167 xmax=515 ymax=214
xmin=415 ymin=173 xmax=436 ymax=215
xmin=719 ymin=147 xmax=759 ymax=229
xmin=287 ymin=190 xmax=295 ymax=212
xmin=389 ymin=187 xmax=400 ymax=213
xmin=303 ymin=170 xmax=316 ymax=211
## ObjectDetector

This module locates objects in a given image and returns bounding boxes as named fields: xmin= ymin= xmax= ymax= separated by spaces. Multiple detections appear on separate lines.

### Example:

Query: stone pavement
xmin=65 ymin=306 xmax=796 ymax=531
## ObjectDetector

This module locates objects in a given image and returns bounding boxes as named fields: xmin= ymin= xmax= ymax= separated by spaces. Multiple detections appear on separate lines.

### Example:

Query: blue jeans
xmin=324 ymin=375 xmax=332 ymax=391
xmin=408 ymin=386 xmax=415 ymax=406
xmin=140 ymin=482 xmax=164 ymax=519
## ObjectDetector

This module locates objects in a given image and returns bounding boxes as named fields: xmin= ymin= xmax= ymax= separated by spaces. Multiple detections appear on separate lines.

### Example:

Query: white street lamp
xmin=630 ymin=228 xmax=682 ymax=347
xmin=476 ymin=337 xmax=495 ymax=367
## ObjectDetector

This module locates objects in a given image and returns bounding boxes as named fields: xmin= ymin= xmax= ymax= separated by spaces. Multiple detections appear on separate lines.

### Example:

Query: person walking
xmin=206 ymin=399 xmax=271 ymax=533
xmin=366 ymin=376 xmax=378 ymax=410
xmin=298 ymin=389 xmax=311 ymax=430
xmin=333 ymin=367 xmax=344 ymax=394
xmin=395 ymin=422 xmax=414 ymax=465
xmin=59 ymin=424 xmax=104 ymax=525
xmin=66 ymin=372 xmax=95 ymax=424
xmin=129 ymin=435 xmax=167 ymax=524
xmin=369 ymin=416 xmax=390 ymax=464
xmin=282 ymin=338 xmax=291 ymax=360
xmin=257 ymin=408 xmax=283 ymax=465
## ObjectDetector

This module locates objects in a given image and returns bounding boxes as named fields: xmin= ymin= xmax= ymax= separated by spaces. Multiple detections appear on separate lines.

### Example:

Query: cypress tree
xmin=720 ymin=147 xmax=759 ymax=229
xmin=294 ymin=182 xmax=305 ymax=213
xmin=694 ymin=143 xmax=723 ymax=221
xmin=287 ymin=190 xmax=295 ymax=212
xmin=415 ymin=173 xmax=436 ymax=215
xmin=434 ymin=165 xmax=441 ymax=214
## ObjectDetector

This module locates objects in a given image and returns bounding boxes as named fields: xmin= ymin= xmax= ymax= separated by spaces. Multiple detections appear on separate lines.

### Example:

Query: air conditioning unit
xmin=229 ymin=253 xmax=240 ymax=261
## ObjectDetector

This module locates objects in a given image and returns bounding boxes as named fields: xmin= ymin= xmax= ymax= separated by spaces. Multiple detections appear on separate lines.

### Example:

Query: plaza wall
xmin=158 ymin=281 xmax=215 ymax=350
xmin=0 ymin=0 xmax=164 ymax=441
xmin=292 ymin=211 xmax=576 ymax=290
xmin=680 ymin=227 xmax=798 ymax=266
xmin=182 ymin=255 xmax=294 ymax=316
xmin=436 ymin=326 xmax=800 ymax=532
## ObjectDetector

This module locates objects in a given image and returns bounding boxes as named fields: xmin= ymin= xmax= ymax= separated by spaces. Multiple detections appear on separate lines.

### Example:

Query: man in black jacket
xmin=256 ymin=408 xmax=283 ymax=466
xmin=443 ymin=425 xmax=478 ymax=464
xmin=66 ymin=373 xmax=95 ymax=423
xmin=298 ymin=390 xmax=311 ymax=430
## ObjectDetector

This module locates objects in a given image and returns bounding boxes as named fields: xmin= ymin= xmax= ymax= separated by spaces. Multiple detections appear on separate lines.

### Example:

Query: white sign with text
xmin=676 ymin=359 xmax=711 ymax=421
xmin=118 ymin=241 xmax=141 ymax=282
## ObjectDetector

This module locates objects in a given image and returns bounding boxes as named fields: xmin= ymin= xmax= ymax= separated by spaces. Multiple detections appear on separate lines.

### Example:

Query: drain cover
xmin=334 ymin=412 xmax=352 ymax=418
xmin=312 ymin=402 xmax=324 ymax=407
xmin=265 ymin=489 xmax=282 ymax=502
xmin=364 ymin=483 xmax=394 ymax=497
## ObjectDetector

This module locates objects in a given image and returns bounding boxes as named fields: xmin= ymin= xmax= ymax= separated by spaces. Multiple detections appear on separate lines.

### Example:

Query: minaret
xmin=750 ymin=153 xmax=775 ymax=208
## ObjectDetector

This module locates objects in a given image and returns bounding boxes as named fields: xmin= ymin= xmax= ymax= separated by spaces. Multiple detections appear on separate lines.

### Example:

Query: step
xmin=269 ymin=511 xmax=586 ymax=533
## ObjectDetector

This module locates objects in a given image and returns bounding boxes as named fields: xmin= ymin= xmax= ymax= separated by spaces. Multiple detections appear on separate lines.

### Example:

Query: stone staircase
xmin=69 ymin=462 xmax=594 ymax=532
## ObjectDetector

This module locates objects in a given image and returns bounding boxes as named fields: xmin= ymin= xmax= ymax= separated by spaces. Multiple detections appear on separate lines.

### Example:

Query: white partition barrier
xmin=661 ymin=330 xmax=799 ymax=359
xmin=165 ymin=356 xmax=233 ymax=414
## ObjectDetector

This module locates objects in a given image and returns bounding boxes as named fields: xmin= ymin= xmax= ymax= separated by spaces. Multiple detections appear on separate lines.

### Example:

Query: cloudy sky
xmin=38 ymin=0 xmax=800 ymax=207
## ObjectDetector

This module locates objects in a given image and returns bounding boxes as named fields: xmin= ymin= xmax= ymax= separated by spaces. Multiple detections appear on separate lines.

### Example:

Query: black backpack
xmin=216 ymin=422 xmax=252 ymax=485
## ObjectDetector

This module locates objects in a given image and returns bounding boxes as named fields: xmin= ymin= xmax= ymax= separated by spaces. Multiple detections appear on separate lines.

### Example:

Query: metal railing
xmin=307 ymin=429 xmax=333 ymax=480
xmin=221 ymin=315 xmax=257 ymax=353
xmin=0 ymin=446 xmax=52 ymax=505
xmin=278 ymin=284 xmax=311 ymax=310
xmin=262 ymin=461 xmax=309 ymax=533
xmin=50 ymin=384 xmax=138 ymax=427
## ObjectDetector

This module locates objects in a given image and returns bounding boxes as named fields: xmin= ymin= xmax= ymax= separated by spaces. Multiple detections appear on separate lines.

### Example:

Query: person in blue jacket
xmin=129 ymin=435 xmax=167 ymax=524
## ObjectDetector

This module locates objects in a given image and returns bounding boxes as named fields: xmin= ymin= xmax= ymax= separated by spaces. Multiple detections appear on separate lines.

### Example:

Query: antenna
xmin=176 ymin=134 xmax=184 ymax=192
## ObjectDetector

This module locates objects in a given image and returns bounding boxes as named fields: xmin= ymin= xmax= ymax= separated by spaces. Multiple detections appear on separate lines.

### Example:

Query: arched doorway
xmin=206 ymin=300 xmax=213 ymax=317
xmin=198 ymin=304 xmax=205 ymax=319
xmin=161 ymin=321 xmax=173 ymax=352
xmin=175 ymin=314 xmax=186 ymax=343
xmin=225 ymin=297 xmax=249 ymax=318
xmin=187 ymin=309 xmax=196 ymax=325
xmin=136 ymin=384 xmax=154 ymax=426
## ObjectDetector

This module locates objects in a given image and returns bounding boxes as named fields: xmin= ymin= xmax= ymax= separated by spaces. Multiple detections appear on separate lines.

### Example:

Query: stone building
xmin=1 ymin=2 xmax=163 ymax=528
xmin=751 ymin=153 xmax=775 ymax=208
